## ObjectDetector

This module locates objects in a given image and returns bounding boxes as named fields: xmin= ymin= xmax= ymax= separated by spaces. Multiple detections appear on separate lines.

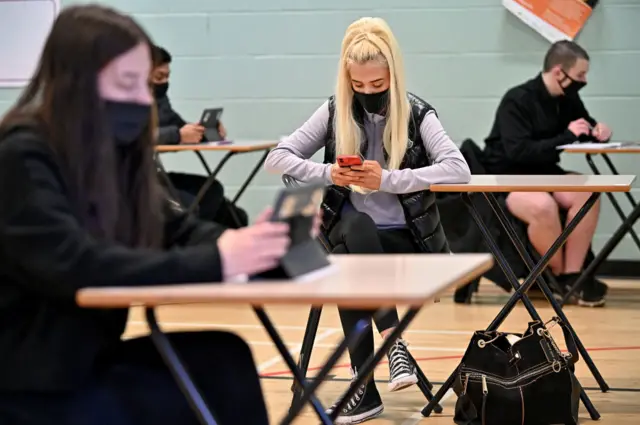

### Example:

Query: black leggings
xmin=0 ymin=331 xmax=269 ymax=425
xmin=328 ymin=211 xmax=419 ymax=373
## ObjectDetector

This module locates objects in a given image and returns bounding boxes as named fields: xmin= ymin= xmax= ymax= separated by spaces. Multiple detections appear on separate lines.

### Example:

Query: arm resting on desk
xmin=157 ymin=125 xmax=181 ymax=145
xmin=264 ymin=100 xmax=333 ymax=184
xmin=0 ymin=144 xmax=225 ymax=302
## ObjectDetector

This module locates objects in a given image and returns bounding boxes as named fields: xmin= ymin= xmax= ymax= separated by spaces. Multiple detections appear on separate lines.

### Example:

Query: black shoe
xmin=454 ymin=278 xmax=479 ymax=304
xmin=326 ymin=367 xmax=384 ymax=424
xmin=527 ymin=280 xmax=565 ymax=302
xmin=579 ymin=278 xmax=608 ymax=307
xmin=387 ymin=339 xmax=418 ymax=392
xmin=554 ymin=273 xmax=589 ymax=304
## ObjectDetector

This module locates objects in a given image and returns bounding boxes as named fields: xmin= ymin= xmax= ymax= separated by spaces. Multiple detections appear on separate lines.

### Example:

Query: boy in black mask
xmin=150 ymin=45 xmax=247 ymax=228
xmin=482 ymin=40 xmax=611 ymax=307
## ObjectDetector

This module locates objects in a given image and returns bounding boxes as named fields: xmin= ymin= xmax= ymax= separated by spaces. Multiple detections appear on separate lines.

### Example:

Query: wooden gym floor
xmin=124 ymin=278 xmax=640 ymax=424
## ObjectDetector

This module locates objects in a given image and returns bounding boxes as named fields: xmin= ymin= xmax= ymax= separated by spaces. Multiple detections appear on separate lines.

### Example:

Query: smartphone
xmin=337 ymin=155 xmax=363 ymax=167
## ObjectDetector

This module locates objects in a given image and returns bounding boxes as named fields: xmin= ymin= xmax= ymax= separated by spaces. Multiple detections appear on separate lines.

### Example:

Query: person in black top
xmin=483 ymin=40 xmax=610 ymax=307
xmin=150 ymin=45 xmax=227 ymax=145
xmin=150 ymin=45 xmax=248 ymax=228
xmin=0 ymin=5 xmax=295 ymax=425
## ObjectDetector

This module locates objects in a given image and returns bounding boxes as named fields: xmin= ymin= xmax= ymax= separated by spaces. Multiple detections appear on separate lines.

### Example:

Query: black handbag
xmin=453 ymin=317 xmax=581 ymax=425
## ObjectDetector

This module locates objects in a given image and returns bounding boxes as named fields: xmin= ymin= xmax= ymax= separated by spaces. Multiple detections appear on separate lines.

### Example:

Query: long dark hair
xmin=0 ymin=5 xmax=163 ymax=248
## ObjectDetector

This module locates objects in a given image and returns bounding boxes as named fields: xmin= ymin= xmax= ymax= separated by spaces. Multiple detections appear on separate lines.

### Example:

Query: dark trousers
xmin=328 ymin=211 xmax=419 ymax=372
xmin=168 ymin=172 xmax=248 ymax=229
xmin=0 ymin=331 xmax=269 ymax=425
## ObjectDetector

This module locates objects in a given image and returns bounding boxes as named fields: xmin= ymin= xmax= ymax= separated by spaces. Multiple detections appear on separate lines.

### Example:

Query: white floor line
xmin=245 ymin=341 xmax=465 ymax=353
xmin=256 ymin=328 xmax=339 ymax=372
xmin=400 ymin=389 xmax=455 ymax=425
xmin=128 ymin=321 xmax=472 ymax=335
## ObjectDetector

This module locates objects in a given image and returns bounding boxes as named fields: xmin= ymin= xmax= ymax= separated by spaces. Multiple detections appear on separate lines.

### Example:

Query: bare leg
xmin=553 ymin=192 xmax=600 ymax=274
xmin=506 ymin=192 xmax=564 ymax=275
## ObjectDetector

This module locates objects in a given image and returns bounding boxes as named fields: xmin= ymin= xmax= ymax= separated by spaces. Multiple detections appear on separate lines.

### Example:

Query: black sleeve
xmin=162 ymin=197 xmax=228 ymax=248
xmin=498 ymin=97 xmax=575 ymax=164
xmin=0 ymin=141 xmax=226 ymax=302
xmin=157 ymin=125 xmax=181 ymax=145
xmin=569 ymin=95 xmax=597 ymax=127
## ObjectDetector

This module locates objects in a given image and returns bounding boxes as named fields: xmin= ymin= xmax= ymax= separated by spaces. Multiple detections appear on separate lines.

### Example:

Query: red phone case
xmin=337 ymin=155 xmax=363 ymax=167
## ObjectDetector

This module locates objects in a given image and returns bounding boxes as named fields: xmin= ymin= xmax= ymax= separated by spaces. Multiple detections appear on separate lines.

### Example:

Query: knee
xmin=341 ymin=212 xmax=377 ymax=236
xmin=508 ymin=194 xmax=559 ymax=224
xmin=529 ymin=197 xmax=560 ymax=223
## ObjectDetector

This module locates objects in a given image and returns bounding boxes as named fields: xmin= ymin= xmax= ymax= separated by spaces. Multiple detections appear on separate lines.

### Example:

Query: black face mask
xmin=560 ymin=71 xmax=586 ymax=97
xmin=153 ymin=82 xmax=169 ymax=99
xmin=103 ymin=100 xmax=151 ymax=146
xmin=354 ymin=89 xmax=389 ymax=115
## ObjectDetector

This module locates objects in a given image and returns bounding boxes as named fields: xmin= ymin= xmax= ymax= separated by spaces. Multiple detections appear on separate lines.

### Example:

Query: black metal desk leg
xmin=252 ymin=307 xmax=338 ymax=424
xmin=421 ymin=193 xmax=600 ymax=420
xmin=422 ymin=193 xmax=540 ymax=417
xmin=484 ymin=193 xmax=609 ymax=394
xmin=188 ymin=149 xmax=271 ymax=226
xmin=195 ymin=151 xmax=213 ymax=176
xmin=187 ymin=152 xmax=236 ymax=215
xmin=586 ymin=154 xmax=640 ymax=252
xmin=145 ymin=308 xmax=218 ymax=425
xmin=232 ymin=150 xmax=270 ymax=204
xmin=290 ymin=307 xmax=323 ymax=407
xmin=330 ymin=307 xmax=422 ymax=421
xmin=601 ymin=153 xmax=639 ymax=209
xmin=407 ymin=350 xmax=442 ymax=408
xmin=282 ymin=318 xmax=370 ymax=425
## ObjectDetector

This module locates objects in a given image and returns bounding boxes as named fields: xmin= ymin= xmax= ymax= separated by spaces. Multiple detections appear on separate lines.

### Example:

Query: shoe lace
xmin=336 ymin=367 xmax=367 ymax=413
xmin=388 ymin=339 xmax=411 ymax=378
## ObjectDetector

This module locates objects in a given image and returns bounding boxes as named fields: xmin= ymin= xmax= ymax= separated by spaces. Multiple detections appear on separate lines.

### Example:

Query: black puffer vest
xmin=321 ymin=93 xmax=450 ymax=254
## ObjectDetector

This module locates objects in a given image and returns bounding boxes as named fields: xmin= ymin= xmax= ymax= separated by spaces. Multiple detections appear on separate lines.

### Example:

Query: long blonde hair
xmin=334 ymin=17 xmax=410 ymax=172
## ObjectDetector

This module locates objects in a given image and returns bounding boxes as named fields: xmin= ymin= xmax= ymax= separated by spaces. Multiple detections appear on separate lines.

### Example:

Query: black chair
xmin=281 ymin=174 xmax=443 ymax=414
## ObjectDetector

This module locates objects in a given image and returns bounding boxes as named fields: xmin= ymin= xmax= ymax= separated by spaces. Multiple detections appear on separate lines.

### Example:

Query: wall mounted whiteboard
xmin=0 ymin=0 xmax=60 ymax=87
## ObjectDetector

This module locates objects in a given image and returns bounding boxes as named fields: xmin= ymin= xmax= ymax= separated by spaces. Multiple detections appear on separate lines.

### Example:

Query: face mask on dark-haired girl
xmin=102 ymin=100 xmax=151 ymax=145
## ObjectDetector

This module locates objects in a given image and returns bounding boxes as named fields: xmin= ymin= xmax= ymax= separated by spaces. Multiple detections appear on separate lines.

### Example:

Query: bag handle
xmin=545 ymin=317 xmax=579 ymax=365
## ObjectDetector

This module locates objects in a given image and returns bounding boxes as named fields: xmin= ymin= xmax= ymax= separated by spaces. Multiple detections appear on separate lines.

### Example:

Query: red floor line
xmin=259 ymin=346 xmax=640 ymax=378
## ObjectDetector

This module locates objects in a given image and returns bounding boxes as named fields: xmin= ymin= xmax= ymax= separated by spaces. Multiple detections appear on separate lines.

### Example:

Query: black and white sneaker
xmin=579 ymin=278 xmax=607 ymax=307
xmin=387 ymin=339 xmax=418 ymax=392
xmin=326 ymin=368 xmax=384 ymax=424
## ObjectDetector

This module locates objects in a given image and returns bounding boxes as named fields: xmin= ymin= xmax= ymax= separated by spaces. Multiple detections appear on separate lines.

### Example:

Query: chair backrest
xmin=281 ymin=174 xmax=332 ymax=253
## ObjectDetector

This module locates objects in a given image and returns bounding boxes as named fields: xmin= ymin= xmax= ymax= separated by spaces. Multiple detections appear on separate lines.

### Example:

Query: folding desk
xmin=561 ymin=145 xmax=640 ymax=304
xmin=155 ymin=141 xmax=277 ymax=219
xmin=423 ymin=174 xmax=635 ymax=421
xmin=76 ymin=254 xmax=493 ymax=425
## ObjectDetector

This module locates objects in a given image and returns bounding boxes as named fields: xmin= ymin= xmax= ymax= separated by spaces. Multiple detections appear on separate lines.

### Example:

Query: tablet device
xmin=250 ymin=181 xmax=334 ymax=282
xmin=270 ymin=181 xmax=325 ymax=222
xmin=199 ymin=108 xmax=223 ymax=142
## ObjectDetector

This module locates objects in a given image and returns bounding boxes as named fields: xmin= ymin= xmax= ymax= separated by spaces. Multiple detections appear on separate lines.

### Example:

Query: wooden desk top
xmin=75 ymin=254 xmax=493 ymax=309
xmin=430 ymin=174 xmax=635 ymax=193
xmin=156 ymin=141 xmax=277 ymax=153
xmin=562 ymin=145 xmax=640 ymax=154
